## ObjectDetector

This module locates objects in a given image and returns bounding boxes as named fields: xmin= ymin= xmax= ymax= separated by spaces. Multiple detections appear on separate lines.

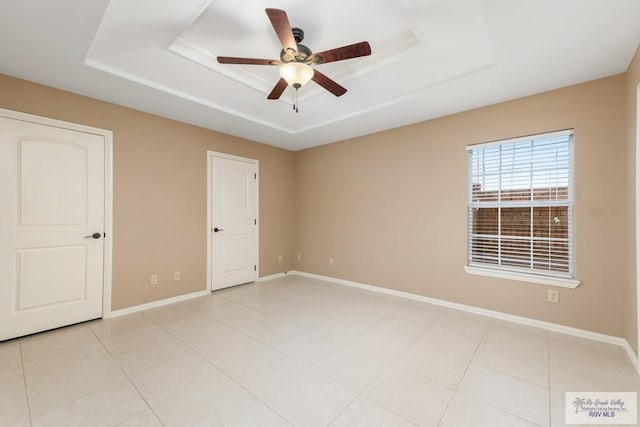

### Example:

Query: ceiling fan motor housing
xmin=280 ymin=27 xmax=312 ymax=63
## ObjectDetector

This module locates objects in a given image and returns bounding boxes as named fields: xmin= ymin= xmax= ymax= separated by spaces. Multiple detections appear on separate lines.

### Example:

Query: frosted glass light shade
xmin=279 ymin=62 xmax=314 ymax=87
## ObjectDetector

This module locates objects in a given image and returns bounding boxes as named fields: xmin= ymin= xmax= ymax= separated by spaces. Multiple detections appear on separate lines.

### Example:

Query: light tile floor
xmin=1 ymin=275 xmax=639 ymax=427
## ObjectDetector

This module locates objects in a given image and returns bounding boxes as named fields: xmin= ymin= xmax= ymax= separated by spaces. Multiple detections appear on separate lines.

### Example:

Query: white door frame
xmin=636 ymin=84 xmax=640 ymax=360
xmin=206 ymin=151 xmax=259 ymax=292
xmin=0 ymin=108 xmax=114 ymax=319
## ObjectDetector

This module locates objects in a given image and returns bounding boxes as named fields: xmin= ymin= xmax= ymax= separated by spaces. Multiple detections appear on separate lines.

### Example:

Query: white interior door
xmin=210 ymin=154 xmax=257 ymax=291
xmin=0 ymin=116 xmax=105 ymax=341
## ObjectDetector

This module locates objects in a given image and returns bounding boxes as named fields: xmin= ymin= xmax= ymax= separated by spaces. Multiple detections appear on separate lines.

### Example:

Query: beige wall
xmin=0 ymin=74 xmax=295 ymax=310
xmin=295 ymin=74 xmax=630 ymax=338
xmin=2 ymin=60 xmax=639 ymax=343
xmin=626 ymin=45 xmax=640 ymax=353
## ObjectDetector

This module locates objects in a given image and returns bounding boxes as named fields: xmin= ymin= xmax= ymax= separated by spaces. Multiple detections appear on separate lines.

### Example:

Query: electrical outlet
xmin=150 ymin=274 xmax=158 ymax=285
xmin=296 ymin=253 xmax=301 ymax=261
xmin=174 ymin=271 xmax=181 ymax=281
xmin=278 ymin=255 xmax=283 ymax=263
xmin=329 ymin=257 xmax=334 ymax=266
xmin=547 ymin=289 xmax=559 ymax=303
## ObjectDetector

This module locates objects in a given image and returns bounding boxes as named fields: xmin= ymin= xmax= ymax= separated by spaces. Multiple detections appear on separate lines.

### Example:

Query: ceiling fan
xmin=217 ymin=8 xmax=372 ymax=112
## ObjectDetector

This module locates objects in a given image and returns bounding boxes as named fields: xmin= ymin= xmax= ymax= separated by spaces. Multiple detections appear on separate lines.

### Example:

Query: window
xmin=466 ymin=129 xmax=578 ymax=287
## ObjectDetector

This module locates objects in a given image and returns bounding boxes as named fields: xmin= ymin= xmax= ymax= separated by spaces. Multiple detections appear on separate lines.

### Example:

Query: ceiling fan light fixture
xmin=279 ymin=61 xmax=314 ymax=88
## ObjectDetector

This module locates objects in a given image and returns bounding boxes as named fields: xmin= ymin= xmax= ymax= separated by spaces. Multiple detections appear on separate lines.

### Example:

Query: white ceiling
xmin=1 ymin=0 xmax=639 ymax=150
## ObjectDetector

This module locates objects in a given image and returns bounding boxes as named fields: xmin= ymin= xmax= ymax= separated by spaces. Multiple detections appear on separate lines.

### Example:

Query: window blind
xmin=466 ymin=130 xmax=574 ymax=278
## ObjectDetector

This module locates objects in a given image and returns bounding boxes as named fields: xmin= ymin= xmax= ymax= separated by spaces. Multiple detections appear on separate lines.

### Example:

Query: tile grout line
xmin=141 ymin=303 xmax=296 ymax=426
xmin=188 ymin=290 xmax=327 ymax=366
xmin=9 ymin=277 xmax=634 ymax=426
xmin=292 ymin=270 xmax=639 ymax=374
xmin=87 ymin=325 xmax=166 ymax=427
xmin=404 ymin=315 xmax=549 ymax=426
xmin=184 ymin=284 xmax=326 ymax=354
xmin=257 ymin=293 xmax=406 ymax=424
xmin=452 ymin=319 xmax=550 ymax=426
xmin=18 ymin=340 xmax=33 ymax=427
xmin=375 ymin=311 xmax=444 ymax=383
xmin=106 ymin=280 xmax=558 ymax=426
xmin=210 ymin=283 xmax=415 ymax=425
xmin=325 ymin=308 xmax=444 ymax=427
xmin=291 ymin=279 xmax=557 ymax=392
xmin=435 ymin=316 xmax=492 ymax=426
xmin=132 ymin=280 xmax=559 ymax=426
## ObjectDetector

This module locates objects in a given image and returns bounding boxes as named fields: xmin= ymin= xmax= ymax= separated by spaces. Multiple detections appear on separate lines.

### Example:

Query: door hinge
xmin=254 ymin=218 xmax=257 ymax=225
xmin=254 ymin=265 xmax=256 ymax=271
xmin=254 ymin=173 xmax=257 ymax=179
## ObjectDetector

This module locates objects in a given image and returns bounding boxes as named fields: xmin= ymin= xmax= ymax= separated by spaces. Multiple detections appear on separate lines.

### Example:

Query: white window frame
xmin=464 ymin=129 xmax=580 ymax=289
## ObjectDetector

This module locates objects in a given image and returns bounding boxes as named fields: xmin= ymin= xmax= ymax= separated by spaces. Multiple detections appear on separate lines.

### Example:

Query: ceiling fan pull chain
xmin=294 ymin=86 xmax=299 ymax=113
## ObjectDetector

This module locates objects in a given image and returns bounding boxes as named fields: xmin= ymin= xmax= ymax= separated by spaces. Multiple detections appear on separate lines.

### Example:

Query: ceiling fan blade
xmin=312 ymin=70 xmax=347 ymax=97
xmin=217 ymin=56 xmax=281 ymax=65
xmin=311 ymin=41 xmax=372 ymax=64
xmin=267 ymin=78 xmax=288 ymax=100
xmin=265 ymin=8 xmax=297 ymax=53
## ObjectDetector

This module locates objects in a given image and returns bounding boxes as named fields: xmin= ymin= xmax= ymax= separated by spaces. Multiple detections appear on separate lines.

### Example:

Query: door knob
xmin=213 ymin=227 xmax=224 ymax=232
xmin=84 ymin=232 xmax=102 ymax=239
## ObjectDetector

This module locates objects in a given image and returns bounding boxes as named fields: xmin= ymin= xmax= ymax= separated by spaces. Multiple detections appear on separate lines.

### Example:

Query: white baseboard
xmin=107 ymin=290 xmax=210 ymax=318
xmin=622 ymin=339 xmax=640 ymax=374
xmin=257 ymin=271 xmax=289 ymax=282
xmin=108 ymin=271 xmax=291 ymax=318
xmin=289 ymin=270 xmax=640 ymax=374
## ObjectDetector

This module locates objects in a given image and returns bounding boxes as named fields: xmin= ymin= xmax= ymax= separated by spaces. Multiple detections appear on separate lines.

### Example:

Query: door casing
xmin=0 ymin=108 xmax=114 ymax=319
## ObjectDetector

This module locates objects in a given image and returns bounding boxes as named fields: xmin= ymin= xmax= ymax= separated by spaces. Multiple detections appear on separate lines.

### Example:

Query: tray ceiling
xmin=0 ymin=0 xmax=639 ymax=150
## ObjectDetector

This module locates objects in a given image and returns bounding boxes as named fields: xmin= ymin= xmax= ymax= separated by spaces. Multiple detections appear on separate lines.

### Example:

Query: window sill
xmin=464 ymin=266 xmax=580 ymax=289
